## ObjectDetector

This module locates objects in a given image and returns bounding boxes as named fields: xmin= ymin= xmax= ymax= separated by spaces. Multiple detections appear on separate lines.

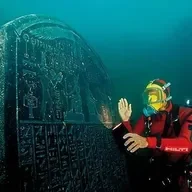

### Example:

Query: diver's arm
xmin=122 ymin=115 xmax=145 ymax=134
xmin=146 ymin=119 xmax=192 ymax=154
xmin=112 ymin=115 xmax=145 ymax=133
xmin=112 ymin=116 xmax=145 ymax=153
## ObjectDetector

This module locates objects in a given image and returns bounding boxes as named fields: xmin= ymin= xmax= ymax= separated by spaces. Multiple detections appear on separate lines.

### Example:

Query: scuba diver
xmin=112 ymin=79 xmax=192 ymax=192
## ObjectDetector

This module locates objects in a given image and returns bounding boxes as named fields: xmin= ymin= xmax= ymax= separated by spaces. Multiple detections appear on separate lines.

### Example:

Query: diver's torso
xmin=146 ymin=110 xmax=190 ymax=162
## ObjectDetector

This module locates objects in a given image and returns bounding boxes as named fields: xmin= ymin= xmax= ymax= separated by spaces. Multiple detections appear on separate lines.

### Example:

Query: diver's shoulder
xmin=179 ymin=106 xmax=192 ymax=119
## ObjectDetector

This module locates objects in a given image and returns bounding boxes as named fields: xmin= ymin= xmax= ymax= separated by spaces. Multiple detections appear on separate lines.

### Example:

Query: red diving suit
xmin=122 ymin=103 xmax=192 ymax=191
xmin=123 ymin=104 xmax=192 ymax=156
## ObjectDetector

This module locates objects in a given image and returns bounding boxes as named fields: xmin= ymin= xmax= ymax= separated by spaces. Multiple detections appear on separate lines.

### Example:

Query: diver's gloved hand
xmin=123 ymin=133 xmax=148 ymax=153
xmin=118 ymin=98 xmax=132 ymax=121
xmin=112 ymin=125 xmax=152 ymax=158
xmin=112 ymin=123 xmax=140 ymax=155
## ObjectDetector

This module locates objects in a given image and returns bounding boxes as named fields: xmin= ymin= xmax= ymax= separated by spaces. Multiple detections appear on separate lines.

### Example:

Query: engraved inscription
xmin=11 ymin=15 xmax=127 ymax=192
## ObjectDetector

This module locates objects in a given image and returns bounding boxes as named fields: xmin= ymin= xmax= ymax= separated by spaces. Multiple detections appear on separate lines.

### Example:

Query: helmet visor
xmin=142 ymin=87 xmax=164 ymax=105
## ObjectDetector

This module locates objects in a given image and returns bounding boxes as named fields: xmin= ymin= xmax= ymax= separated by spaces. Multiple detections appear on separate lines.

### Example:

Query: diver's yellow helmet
xmin=142 ymin=79 xmax=172 ymax=117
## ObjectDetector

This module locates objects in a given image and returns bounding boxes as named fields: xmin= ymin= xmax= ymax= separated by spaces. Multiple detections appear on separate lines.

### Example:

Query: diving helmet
xmin=142 ymin=79 xmax=172 ymax=117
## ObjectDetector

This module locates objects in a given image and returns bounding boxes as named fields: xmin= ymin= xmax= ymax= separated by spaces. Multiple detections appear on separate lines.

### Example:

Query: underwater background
xmin=1 ymin=0 xmax=192 ymax=120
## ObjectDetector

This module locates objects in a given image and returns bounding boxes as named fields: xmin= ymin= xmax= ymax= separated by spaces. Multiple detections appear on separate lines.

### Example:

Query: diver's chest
xmin=147 ymin=116 xmax=176 ymax=137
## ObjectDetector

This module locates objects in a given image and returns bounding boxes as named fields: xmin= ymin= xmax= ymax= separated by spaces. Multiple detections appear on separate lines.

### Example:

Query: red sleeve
xmin=123 ymin=115 xmax=145 ymax=134
xmin=146 ymin=116 xmax=192 ymax=154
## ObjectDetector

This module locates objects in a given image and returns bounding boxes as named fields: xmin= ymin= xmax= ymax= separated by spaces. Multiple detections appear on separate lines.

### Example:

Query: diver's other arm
xmin=112 ymin=97 xmax=131 ymax=150
xmin=113 ymin=98 xmax=132 ymax=131
xmin=118 ymin=98 xmax=132 ymax=122
xmin=111 ymin=98 xmax=132 ymax=152
xmin=146 ymin=137 xmax=191 ymax=153
xmin=123 ymin=133 xmax=191 ymax=154
xmin=112 ymin=98 xmax=146 ymax=152
xmin=146 ymin=115 xmax=192 ymax=153
xmin=113 ymin=98 xmax=145 ymax=134
xmin=112 ymin=97 xmax=132 ymax=133
xmin=124 ymin=117 xmax=192 ymax=154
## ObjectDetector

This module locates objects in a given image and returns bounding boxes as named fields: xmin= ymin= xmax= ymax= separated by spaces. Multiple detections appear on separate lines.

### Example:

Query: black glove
xmin=112 ymin=123 xmax=131 ymax=154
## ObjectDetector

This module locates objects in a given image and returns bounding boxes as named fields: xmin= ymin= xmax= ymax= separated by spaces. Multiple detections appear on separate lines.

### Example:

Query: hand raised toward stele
xmin=118 ymin=98 xmax=132 ymax=121
xmin=123 ymin=133 xmax=148 ymax=153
